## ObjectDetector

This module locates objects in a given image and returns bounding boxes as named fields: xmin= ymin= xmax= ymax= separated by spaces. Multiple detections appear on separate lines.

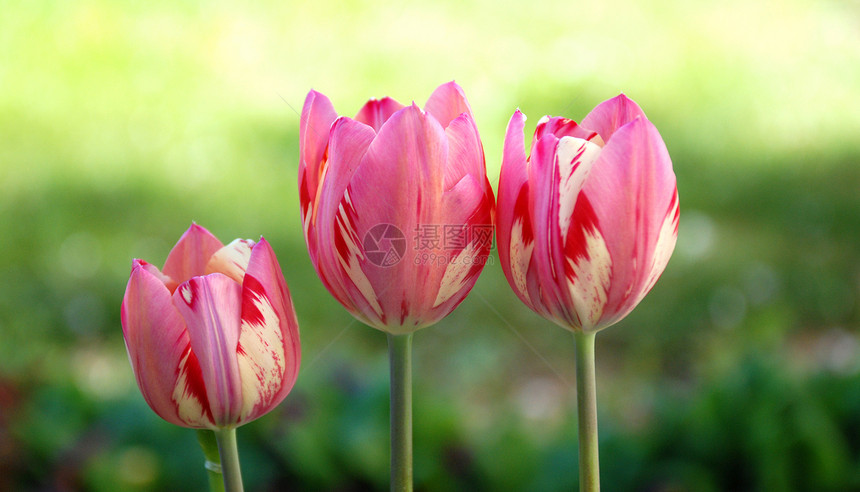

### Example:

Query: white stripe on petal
xmin=336 ymin=190 xmax=384 ymax=319
xmin=205 ymin=239 xmax=255 ymax=283
xmin=644 ymin=199 xmax=679 ymax=293
xmin=566 ymin=226 xmax=612 ymax=330
xmin=237 ymin=289 xmax=285 ymax=420
xmin=556 ymin=137 xmax=602 ymax=241
xmin=311 ymin=157 xmax=329 ymax=228
xmin=510 ymin=217 xmax=535 ymax=303
xmin=173 ymin=349 xmax=209 ymax=427
xmin=302 ymin=208 xmax=312 ymax=239
xmin=433 ymin=240 xmax=480 ymax=307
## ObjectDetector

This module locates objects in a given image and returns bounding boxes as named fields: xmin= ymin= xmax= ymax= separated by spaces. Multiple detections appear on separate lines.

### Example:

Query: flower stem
xmin=574 ymin=331 xmax=600 ymax=492
xmin=196 ymin=430 xmax=226 ymax=492
xmin=213 ymin=428 xmax=244 ymax=492
xmin=388 ymin=333 xmax=413 ymax=492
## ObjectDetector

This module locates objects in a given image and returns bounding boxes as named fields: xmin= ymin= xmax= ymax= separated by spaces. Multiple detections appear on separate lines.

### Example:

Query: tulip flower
xmin=298 ymin=81 xmax=494 ymax=491
xmin=299 ymin=81 xmax=494 ymax=333
xmin=121 ymin=224 xmax=300 ymax=492
xmin=496 ymin=94 xmax=678 ymax=492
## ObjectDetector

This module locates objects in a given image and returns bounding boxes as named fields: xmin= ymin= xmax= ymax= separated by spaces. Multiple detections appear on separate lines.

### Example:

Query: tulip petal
xmin=300 ymin=90 xmax=338 ymax=178
xmin=355 ymin=97 xmax=406 ymax=132
xmin=331 ymin=189 xmax=386 ymax=325
xmin=236 ymin=238 xmax=300 ymax=420
xmin=424 ymin=81 xmax=473 ymax=129
xmin=526 ymin=134 xmax=571 ymax=322
xmin=444 ymin=113 xmax=485 ymax=191
xmin=352 ymin=104 xmax=448 ymax=239
xmin=162 ymin=224 xmax=224 ymax=291
xmin=299 ymin=90 xmax=339 ymax=235
xmin=533 ymin=115 xmax=601 ymax=144
xmin=173 ymin=274 xmax=243 ymax=427
xmin=134 ymin=258 xmax=174 ymax=288
xmin=432 ymin=174 xmax=490 ymax=309
xmin=555 ymin=137 xmax=603 ymax=243
xmin=497 ymin=110 xmax=534 ymax=307
xmin=580 ymin=116 xmax=677 ymax=327
xmin=205 ymin=239 xmax=254 ymax=283
xmin=312 ymin=117 xmax=379 ymax=319
xmin=643 ymin=189 xmax=680 ymax=294
xmin=122 ymin=262 xmax=212 ymax=428
xmin=562 ymin=193 xmax=613 ymax=330
xmin=344 ymin=105 xmax=449 ymax=330
xmin=509 ymin=185 xmax=536 ymax=308
xmin=580 ymin=93 xmax=647 ymax=143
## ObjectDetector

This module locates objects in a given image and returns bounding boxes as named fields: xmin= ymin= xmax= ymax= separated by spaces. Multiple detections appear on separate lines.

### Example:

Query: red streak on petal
xmin=299 ymin=169 xmax=311 ymax=216
xmin=564 ymin=194 xmax=600 ymax=271
xmin=241 ymin=275 xmax=267 ymax=328
xmin=334 ymin=216 xmax=351 ymax=266
xmin=535 ymin=117 xmax=601 ymax=143
xmin=668 ymin=189 xmax=680 ymax=232
xmin=334 ymin=191 xmax=360 ymax=266
xmin=513 ymin=183 xmax=533 ymax=245
xmin=400 ymin=298 xmax=409 ymax=325
xmin=178 ymin=345 xmax=213 ymax=423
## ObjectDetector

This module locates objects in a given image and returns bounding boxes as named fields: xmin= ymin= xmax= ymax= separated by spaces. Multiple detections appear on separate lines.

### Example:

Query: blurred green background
xmin=2 ymin=0 xmax=859 ymax=490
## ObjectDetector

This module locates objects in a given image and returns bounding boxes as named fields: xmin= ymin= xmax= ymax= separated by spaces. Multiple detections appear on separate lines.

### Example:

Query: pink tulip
xmin=121 ymin=224 xmax=301 ymax=429
xmin=298 ymin=81 xmax=495 ymax=333
xmin=497 ymin=94 xmax=679 ymax=333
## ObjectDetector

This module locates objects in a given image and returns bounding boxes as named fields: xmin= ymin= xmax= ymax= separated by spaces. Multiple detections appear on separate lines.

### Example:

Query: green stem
xmin=196 ymin=430 xmax=226 ymax=492
xmin=213 ymin=428 xmax=244 ymax=492
xmin=574 ymin=332 xmax=600 ymax=492
xmin=388 ymin=333 xmax=413 ymax=492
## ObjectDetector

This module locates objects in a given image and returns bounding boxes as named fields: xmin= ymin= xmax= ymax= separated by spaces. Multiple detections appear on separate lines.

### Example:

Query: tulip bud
xmin=121 ymin=224 xmax=301 ymax=429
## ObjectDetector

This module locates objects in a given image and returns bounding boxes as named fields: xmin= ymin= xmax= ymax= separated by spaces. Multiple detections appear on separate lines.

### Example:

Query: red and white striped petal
xmin=533 ymin=115 xmax=601 ymax=145
xmin=643 ymin=189 xmax=680 ymax=294
xmin=172 ymin=274 xmax=244 ymax=427
xmin=354 ymin=97 xmax=406 ymax=133
xmin=424 ymin=80 xmax=473 ymax=129
xmin=526 ymin=134 xmax=572 ymax=323
xmin=236 ymin=238 xmax=300 ymax=421
xmin=162 ymin=224 xmax=224 ymax=291
xmin=236 ymin=276 xmax=284 ymax=421
xmin=205 ymin=239 xmax=255 ymax=283
xmin=313 ymin=117 xmax=379 ymax=322
xmin=121 ymin=262 xmax=213 ymax=428
xmin=553 ymin=136 xmax=606 ymax=329
xmin=562 ymin=193 xmax=612 ymax=331
xmin=171 ymin=343 xmax=215 ymax=428
xmin=429 ymin=174 xmax=492 ymax=316
xmin=497 ymin=110 xmax=535 ymax=308
xmin=555 ymin=137 xmax=603 ymax=245
xmin=580 ymin=116 xmax=677 ymax=329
